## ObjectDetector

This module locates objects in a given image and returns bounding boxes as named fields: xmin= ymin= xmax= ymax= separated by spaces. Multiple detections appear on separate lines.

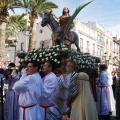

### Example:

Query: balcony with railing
xmin=80 ymin=47 xmax=97 ymax=56
xmin=74 ymin=21 xmax=96 ymax=39
xmin=97 ymin=39 xmax=105 ymax=47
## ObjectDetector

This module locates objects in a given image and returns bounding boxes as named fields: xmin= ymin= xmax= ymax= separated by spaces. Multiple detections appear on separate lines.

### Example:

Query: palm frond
xmin=18 ymin=13 xmax=27 ymax=20
xmin=37 ymin=2 xmax=58 ymax=16
xmin=47 ymin=109 xmax=60 ymax=120
xmin=5 ymin=15 xmax=26 ymax=41
xmin=17 ymin=0 xmax=29 ymax=8
xmin=47 ymin=72 xmax=78 ymax=119
xmin=8 ymin=0 xmax=20 ymax=11
xmin=61 ymin=1 xmax=93 ymax=43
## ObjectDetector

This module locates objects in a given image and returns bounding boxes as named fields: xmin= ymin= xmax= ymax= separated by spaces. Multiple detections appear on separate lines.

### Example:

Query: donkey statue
xmin=41 ymin=11 xmax=80 ymax=51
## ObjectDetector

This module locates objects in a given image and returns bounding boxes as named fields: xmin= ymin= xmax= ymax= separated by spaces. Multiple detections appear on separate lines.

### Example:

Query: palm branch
xmin=61 ymin=1 xmax=93 ymax=44
xmin=48 ymin=72 xmax=79 ymax=119
xmin=47 ymin=109 xmax=60 ymax=120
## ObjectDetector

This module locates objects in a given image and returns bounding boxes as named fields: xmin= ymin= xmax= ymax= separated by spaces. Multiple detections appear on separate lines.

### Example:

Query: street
xmin=0 ymin=102 xmax=120 ymax=120
xmin=0 ymin=90 xmax=119 ymax=120
xmin=98 ymin=111 xmax=120 ymax=120
xmin=0 ymin=97 xmax=3 ymax=120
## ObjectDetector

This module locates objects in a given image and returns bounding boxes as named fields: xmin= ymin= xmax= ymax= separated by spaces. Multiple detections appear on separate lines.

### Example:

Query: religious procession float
xmin=17 ymin=1 xmax=100 ymax=75
xmin=17 ymin=1 xmax=100 ymax=103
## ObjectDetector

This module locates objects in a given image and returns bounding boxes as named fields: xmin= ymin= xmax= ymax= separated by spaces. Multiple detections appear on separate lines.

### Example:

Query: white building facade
xmin=73 ymin=19 xmax=97 ymax=56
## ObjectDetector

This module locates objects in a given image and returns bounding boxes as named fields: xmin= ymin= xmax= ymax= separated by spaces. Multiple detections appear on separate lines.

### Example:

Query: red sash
xmin=40 ymin=105 xmax=54 ymax=120
xmin=20 ymin=103 xmax=37 ymax=120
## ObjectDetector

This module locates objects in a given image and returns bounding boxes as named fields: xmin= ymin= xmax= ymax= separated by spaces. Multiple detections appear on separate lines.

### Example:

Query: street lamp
xmin=113 ymin=56 xmax=119 ymax=71
xmin=101 ymin=52 xmax=110 ymax=66
xmin=14 ymin=40 xmax=18 ymax=64
xmin=42 ymin=40 xmax=44 ymax=49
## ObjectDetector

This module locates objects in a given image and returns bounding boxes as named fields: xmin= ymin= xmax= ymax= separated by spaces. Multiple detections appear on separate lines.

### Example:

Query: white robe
xmin=40 ymin=72 xmax=58 ymax=120
xmin=106 ymin=70 xmax=115 ymax=112
xmin=70 ymin=72 xmax=98 ymax=120
xmin=13 ymin=72 xmax=43 ymax=120
xmin=96 ymin=71 xmax=109 ymax=115
xmin=4 ymin=73 xmax=20 ymax=120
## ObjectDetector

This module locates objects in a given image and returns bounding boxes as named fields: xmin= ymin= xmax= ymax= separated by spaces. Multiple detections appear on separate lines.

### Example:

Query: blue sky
xmin=10 ymin=0 xmax=120 ymax=37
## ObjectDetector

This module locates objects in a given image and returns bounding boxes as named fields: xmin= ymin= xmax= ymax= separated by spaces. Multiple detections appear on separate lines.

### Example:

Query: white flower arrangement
xmin=20 ymin=45 xmax=100 ymax=75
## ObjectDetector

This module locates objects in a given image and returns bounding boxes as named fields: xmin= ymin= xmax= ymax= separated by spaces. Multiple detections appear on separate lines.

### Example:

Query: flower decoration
xmin=17 ymin=50 xmax=27 ymax=59
xmin=20 ymin=45 xmax=100 ymax=76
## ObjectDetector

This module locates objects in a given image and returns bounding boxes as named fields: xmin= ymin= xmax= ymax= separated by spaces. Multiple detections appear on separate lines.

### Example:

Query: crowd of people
xmin=0 ymin=59 xmax=119 ymax=120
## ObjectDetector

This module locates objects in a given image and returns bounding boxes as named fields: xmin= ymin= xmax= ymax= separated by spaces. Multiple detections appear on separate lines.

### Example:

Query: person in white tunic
xmin=105 ymin=66 xmax=115 ymax=114
xmin=40 ymin=60 xmax=58 ymax=120
xmin=4 ymin=63 xmax=20 ymax=120
xmin=13 ymin=60 xmax=44 ymax=120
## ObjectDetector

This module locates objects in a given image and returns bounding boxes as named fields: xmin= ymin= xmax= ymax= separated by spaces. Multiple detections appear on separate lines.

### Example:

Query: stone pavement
xmin=0 ymin=95 xmax=120 ymax=120
xmin=0 ymin=87 xmax=4 ymax=120
xmin=99 ymin=116 xmax=120 ymax=120
xmin=0 ymin=100 xmax=3 ymax=120
xmin=98 ymin=111 xmax=120 ymax=120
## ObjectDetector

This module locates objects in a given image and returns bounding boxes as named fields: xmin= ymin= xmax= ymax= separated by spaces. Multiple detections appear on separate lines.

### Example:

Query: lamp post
xmin=113 ymin=56 xmax=119 ymax=71
xmin=42 ymin=40 xmax=44 ymax=49
xmin=104 ymin=52 xmax=108 ymax=65
xmin=14 ymin=40 xmax=18 ymax=64
xmin=102 ymin=52 xmax=110 ymax=66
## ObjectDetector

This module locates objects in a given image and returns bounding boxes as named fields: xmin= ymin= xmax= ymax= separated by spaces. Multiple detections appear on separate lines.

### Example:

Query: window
xmin=21 ymin=43 xmax=24 ymax=51
xmin=86 ymin=41 xmax=90 ymax=52
xmin=100 ymin=35 xmax=102 ymax=42
xmin=106 ymin=39 xmax=108 ymax=44
xmin=80 ymin=38 xmax=83 ymax=50
xmin=39 ymin=40 xmax=44 ymax=48
xmin=97 ymin=34 xmax=100 ymax=40
xmin=100 ymin=48 xmax=104 ymax=57
xmin=97 ymin=47 xmax=99 ymax=56
xmin=92 ymin=43 xmax=95 ymax=55
xmin=110 ymin=41 xmax=112 ymax=50
xmin=34 ymin=41 xmax=36 ymax=47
